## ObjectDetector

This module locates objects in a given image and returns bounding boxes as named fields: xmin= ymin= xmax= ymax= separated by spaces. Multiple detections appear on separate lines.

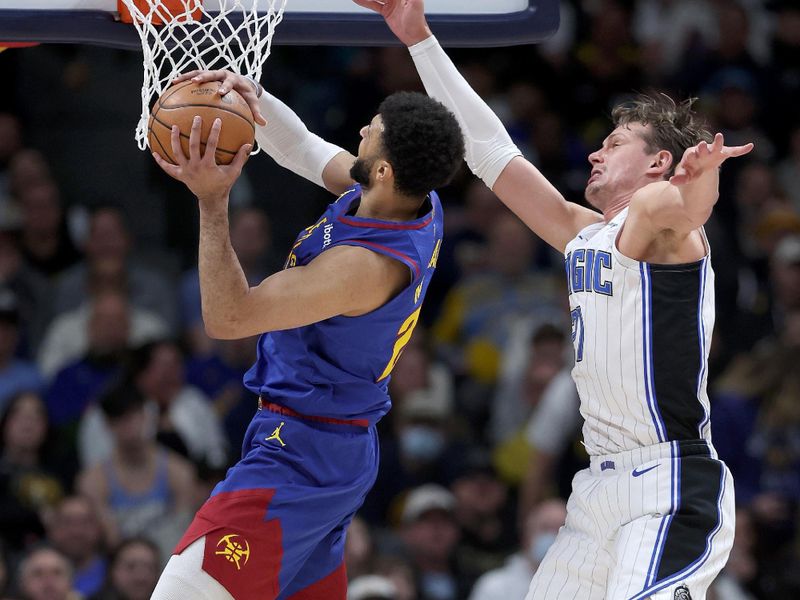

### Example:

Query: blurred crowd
xmin=0 ymin=0 xmax=799 ymax=598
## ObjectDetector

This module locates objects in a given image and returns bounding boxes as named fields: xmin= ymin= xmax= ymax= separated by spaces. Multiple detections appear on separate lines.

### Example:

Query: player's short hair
xmin=612 ymin=94 xmax=713 ymax=178
xmin=378 ymin=92 xmax=464 ymax=198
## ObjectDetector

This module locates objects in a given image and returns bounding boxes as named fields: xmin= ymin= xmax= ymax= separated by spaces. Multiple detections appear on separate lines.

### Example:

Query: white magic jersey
xmin=565 ymin=207 xmax=714 ymax=456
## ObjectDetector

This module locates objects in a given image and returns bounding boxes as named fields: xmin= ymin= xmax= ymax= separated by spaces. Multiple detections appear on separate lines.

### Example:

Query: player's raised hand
xmin=172 ymin=69 xmax=267 ymax=126
xmin=670 ymin=133 xmax=754 ymax=186
xmin=352 ymin=0 xmax=433 ymax=46
xmin=153 ymin=116 xmax=252 ymax=204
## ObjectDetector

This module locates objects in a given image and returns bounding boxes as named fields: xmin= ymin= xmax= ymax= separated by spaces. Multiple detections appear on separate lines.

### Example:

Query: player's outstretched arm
xmin=173 ymin=70 xmax=357 ymax=195
xmin=627 ymin=133 xmax=754 ymax=240
xmin=353 ymin=0 xmax=602 ymax=252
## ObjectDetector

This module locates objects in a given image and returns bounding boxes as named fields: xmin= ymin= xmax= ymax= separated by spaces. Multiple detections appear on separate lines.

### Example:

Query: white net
xmin=120 ymin=0 xmax=288 ymax=149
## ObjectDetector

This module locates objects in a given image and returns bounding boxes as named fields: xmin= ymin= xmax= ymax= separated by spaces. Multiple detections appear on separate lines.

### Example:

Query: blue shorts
xmin=175 ymin=403 xmax=379 ymax=600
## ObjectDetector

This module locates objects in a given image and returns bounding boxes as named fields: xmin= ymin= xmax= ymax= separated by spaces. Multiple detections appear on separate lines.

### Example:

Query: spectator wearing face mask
xmin=467 ymin=498 xmax=567 ymax=600
xmin=359 ymin=389 xmax=460 ymax=525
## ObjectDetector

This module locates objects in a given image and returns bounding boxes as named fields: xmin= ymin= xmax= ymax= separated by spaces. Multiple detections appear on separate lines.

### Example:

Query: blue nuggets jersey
xmin=243 ymin=185 xmax=443 ymax=425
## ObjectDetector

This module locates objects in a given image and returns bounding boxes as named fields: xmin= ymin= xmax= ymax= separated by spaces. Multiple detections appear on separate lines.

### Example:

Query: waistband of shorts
xmin=588 ymin=439 xmax=712 ymax=474
xmin=258 ymin=397 xmax=370 ymax=429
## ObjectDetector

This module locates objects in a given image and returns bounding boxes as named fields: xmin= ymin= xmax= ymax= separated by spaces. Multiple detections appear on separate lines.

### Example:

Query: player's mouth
xmin=588 ymin=169 xmax=602 ymax=184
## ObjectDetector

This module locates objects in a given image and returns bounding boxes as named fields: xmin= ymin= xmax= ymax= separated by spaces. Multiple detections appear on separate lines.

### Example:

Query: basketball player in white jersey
xmin=354 ymin=1 xmax=754 ymax=598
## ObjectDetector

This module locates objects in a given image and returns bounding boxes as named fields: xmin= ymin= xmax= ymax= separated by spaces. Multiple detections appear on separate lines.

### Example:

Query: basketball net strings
xmin=121 ymin=0 xmax=288 ymax=150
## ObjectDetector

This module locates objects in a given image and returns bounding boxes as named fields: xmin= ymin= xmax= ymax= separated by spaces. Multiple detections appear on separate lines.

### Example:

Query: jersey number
xmin=571 ymin=307 xmax=584 ymax=362
xmin=378 ymin=307 xmax=422 ymax=382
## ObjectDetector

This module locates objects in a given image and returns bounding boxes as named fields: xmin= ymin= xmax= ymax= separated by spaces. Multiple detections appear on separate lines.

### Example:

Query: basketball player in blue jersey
xmin=148 ymin=71 xmax=464 ymax=599
xmin=359 ymin=0 xmax=754 ymax=598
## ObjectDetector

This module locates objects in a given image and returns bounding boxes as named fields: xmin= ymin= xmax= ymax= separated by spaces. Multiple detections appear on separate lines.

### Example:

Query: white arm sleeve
xmin=409 ymin=36 xmax=522 ymax=189
xmin=254 ymin=91 xmax=346 ymax=189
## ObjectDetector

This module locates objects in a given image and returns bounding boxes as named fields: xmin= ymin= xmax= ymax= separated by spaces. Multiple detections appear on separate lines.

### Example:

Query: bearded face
xmin=349 ymin=156 xmax=377 ymax=189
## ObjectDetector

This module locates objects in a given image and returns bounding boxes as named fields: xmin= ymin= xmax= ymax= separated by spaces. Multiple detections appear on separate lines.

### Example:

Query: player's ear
xmin=648 ymin=150 xmax=673 ymax=177
xmin=375 ymin=159 xmax=393 ymax=183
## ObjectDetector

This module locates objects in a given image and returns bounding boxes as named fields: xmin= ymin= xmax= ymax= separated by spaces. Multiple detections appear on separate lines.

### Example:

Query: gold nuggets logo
xmin=215 ymin=534 xmax=251 ymax=570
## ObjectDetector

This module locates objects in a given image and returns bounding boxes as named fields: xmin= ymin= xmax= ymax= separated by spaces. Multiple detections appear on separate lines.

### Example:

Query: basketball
xmin=148 ymin=80 xmax=255 ymax=165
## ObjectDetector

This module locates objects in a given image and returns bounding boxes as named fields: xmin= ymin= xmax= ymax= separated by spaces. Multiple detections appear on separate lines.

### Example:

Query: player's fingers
xmin=217 ymin=74 xmax=240 ymax=96
xmin=726 ymin=142 xmax=755 ymax=157
xmin=253 ymin=109 xmax=267 ymax=127
xmin=189 ymin=116 xmax=203 ymax=162
xmin=229 ymin=143 xmax=253 ymax=172
xmin=170 ymin=125 xmax=188 ymax=166
xmin=203 ymin=118 xmax=222 ymax=164
xmin=173 ymin=70 xmax=201 ymax=83
xmin=152 ymin=152 xmax=181 ymax=179
xmin=190 ymin=70 xmax=227 ymax=84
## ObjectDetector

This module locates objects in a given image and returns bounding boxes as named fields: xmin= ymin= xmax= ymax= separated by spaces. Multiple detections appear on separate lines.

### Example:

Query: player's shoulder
xmin=629 ymin=180 xmax=680 ymax=217
xmin=567 ymin=218 xmax=608 ymax=249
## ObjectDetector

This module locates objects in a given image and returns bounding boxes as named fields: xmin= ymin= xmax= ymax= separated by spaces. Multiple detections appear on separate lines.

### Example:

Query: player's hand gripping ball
xmin=148 ymin=80 xmax=255 ymax=165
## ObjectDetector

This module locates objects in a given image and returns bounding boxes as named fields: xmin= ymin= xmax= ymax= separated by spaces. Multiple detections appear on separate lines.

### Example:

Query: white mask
xmin=528 ymin=531 xmax=557 ymax=564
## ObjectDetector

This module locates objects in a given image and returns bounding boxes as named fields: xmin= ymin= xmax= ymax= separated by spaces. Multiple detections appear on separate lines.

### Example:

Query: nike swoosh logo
xmin=632 ymin=464 xmax=660 ymax=477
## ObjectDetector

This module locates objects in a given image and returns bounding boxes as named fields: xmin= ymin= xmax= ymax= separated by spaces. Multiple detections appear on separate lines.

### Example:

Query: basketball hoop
xmin=118 ymin=0 xmax=288 ymax=149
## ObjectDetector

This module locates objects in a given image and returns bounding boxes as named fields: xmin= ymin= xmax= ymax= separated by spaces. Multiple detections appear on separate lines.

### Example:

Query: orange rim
xmin=0 ymin=42 xmax=40 ymax=51
xmin=118 ymin=0 xmax=203 ymax=25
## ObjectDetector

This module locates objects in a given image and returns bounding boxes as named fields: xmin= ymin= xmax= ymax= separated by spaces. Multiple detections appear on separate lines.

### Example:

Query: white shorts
xmin=525 ymin=440 xmax=734 ymax=600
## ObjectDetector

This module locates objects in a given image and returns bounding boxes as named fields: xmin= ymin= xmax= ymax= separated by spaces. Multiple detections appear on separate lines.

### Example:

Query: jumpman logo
xmin=266 ymin=422 xmax=286 ymax=447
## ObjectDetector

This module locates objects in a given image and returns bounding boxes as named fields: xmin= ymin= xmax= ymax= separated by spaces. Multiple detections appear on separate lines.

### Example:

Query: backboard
xmin=0 ymin=0 xmax=559 ymax=48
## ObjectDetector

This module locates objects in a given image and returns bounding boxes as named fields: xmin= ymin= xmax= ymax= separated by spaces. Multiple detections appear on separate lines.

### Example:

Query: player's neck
xmin=602 ymin=193 xmax=633 ymax=222
xmin=357 ymin=188 xmax=423 ymax=222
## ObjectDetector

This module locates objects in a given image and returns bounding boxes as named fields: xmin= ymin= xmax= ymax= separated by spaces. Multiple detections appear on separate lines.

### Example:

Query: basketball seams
xmin=148 ymin=120 xmax=176 ymax=163
xmin=157 ymin=103 xmax=255 ymax=133
xmin=157 ymin=79 xmax=199 ymax=110
xmin=150 ymin=116 xmax=237 ymax=156
xmin=149 ymin=117 xmax=237 ymax=164
xmin=149 ymin=82 xmax=254 ymax=166
xmin=150 ymin=114 xmax=238 ymax=155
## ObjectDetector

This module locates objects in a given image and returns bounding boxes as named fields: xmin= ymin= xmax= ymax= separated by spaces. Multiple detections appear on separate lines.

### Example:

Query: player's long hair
xmin=378 ymin=92 xmax=464 ymax=198
xmin=612 ymin=93 xmax=713 ymax=178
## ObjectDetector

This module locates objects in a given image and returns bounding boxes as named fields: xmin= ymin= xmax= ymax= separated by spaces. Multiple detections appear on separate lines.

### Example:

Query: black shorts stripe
xmin=655 ymin=455 xmax=724 ymax=582
xmin=648 ymin=261 xmax=706 ymax=440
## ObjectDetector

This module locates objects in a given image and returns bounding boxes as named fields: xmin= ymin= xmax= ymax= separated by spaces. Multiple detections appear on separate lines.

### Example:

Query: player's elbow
xmin=203 ymin=316 xmax=243 ymax=340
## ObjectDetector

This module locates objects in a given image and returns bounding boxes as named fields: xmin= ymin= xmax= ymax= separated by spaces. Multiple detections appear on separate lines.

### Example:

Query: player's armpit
xmin=204 ymin=245 xmax=409 ymax=339
xmin=493 ymin=157 xmax=603 ymax=252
